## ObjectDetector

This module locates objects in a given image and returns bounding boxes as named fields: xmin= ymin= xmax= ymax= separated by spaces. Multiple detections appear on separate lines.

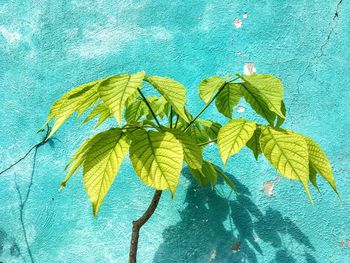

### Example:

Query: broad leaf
xmin=82 ymin=103 xmax=112 ymax=128
xmin=199 ymin=76 xmax=226 ymax=103
xmin=302 ymin=135 xmax=336 ymax=193
xmin=82 ymin=128 xmax=130 ymax=216
xmin=218 ymin=119 xmax=256 ymax=164
xmin=275 ymin=101 xmax=286 ymax=128
xmin=98 ymin=71 xmax=145 ymax=125
xmin=125 ymin=98 xmax=148 ymax=122
xmin=129 ymin=129 xmax=184 ymax=194
xmin=145 ymin=76 xmax=189 ymax=122
xmin=215 ymin=83 xmax=241 ymax=118
xmin=259 ymin=126 xmax=312 ymax=201
xmin=241 ymin=74 xmax=285 ymax=118
xmin=246 ymin=128 xmax=262 ymax=160
xmin=189 ymin=160 xmax=217 ymax=188
xmin=166 ymin=128 xmax=203 ymax=169
xmin=44 ymin=80 xmax=100 ymax=138
xmin=196 ymin=120 xmax=222 ymax=140
xmin=213 ymin=165 xmax=237 ymax=192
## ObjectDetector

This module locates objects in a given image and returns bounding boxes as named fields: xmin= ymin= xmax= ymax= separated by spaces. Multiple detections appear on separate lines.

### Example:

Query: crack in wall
xmin=288 ymin=0 xmax=343 ymax=112
xmin=0 ymin=126 xmax=52 ymax=263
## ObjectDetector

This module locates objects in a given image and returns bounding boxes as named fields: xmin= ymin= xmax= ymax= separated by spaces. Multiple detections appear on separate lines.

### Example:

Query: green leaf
xmin=302 ymin=135 xmax=336 ymax=193
xmin=259 ymin=126 xmax=312 ymax=202
xmin=82 ymin=103 xmax=112 ymax=128
xmin=196 ymin=120 xmax=222 ymax=140
xmin=309 ymin=165 xmax=320 ymax=192
xmin=241 ymin=74 xmax=285 ymax=118
xmin=186 ymin=123 xmax=210 ymax=145
xmin=218 ymin=119 xmax=256 ymax=164
xmin=98 ymin=71 xmax=145 ymax=125
xmin=125 ymin=98 xmax=148 ymax=122
xmin=246 ymin=128 xmax=262 ymax=160
xmin=145 ymin=76 xmax=189 ymax=122
xmin=188 ymin=160 xmax=217 ymax=188
xmin=129 ymin=129 xmax=184 ymax=194
xmin=215 ymin=83 xmax=241 ymax=118
xmin=275 ymin=101 xmax=286 ymax=128
xmin=213 ymin=165 xmax=237 ymax=192
xmin=199 ymin=76 xmax=226 ymax=103
xmin=82 ymin=128 xmax=130 ymax=216
xmin=166 ymin=128 xmax=203 ymax=169
xmin=44 ymin=80 xmax=100 ymax=138
xmin=146 ymin=96 xmax=168 ymax=119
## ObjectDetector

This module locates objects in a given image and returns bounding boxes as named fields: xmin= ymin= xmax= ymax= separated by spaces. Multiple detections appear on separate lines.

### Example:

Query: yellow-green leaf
xmin=82 ymin=103 xmax=112 ymax=128
xmin=259 ymin=126 xmax=312 ymax=202
xmin=246 ymin=128 xmax=262 ymax=160
xmin=145 ymin=76 xmax=189 ymax=122
xmin=125 ymin=99 xmax=148 ymax=122
xmin=166 ymin=128 xmax=202 ymax=169
xmin=196 ymin=120 xmax=222 ymax=140
xmin=129 ymin=130 xmax=184 ymax=194
xmin=218 ymin=119 xmax=256 ymax=164
xmin=188 ymin=160 xmax=216 ymax=188
xmin=241 ymin=74 xmax=285 ymax=119
xmin=215 ymin=83 xmax=241 ymax=118
xmin=98 ymin=71 xmax=145 ymax=125
xmin=199 ymin=76 xmax=226 ymax=103
xmin=44 ymin=81 xmax=100 ymax=138
xmin=303 ymin=135 xmax=336 ymax=193
xmin=83 ymin=128 xmax=130 ymax=216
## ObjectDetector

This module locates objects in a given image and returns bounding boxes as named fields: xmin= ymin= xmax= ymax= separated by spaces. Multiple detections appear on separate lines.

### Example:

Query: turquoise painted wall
xmin=0 ymin=1 xmax=349 ymax=262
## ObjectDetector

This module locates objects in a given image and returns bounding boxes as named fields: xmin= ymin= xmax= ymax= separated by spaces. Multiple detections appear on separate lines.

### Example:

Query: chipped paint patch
xmin=0 ymin=26 xmax=21 ymax=44
xmin=232 ymin=18 xmax=242 ymax=29
xmin=237 ymin=105 xmax=245 ymax=113
xmin=244 ymin=62 xmax=256 ymax=75
xmin=209 ymin=249 xmax=216 ymax=261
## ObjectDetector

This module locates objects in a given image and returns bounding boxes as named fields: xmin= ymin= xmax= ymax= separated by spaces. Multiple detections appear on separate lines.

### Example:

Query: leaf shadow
xmin=153 ymin=168 xmax=315 ymax=263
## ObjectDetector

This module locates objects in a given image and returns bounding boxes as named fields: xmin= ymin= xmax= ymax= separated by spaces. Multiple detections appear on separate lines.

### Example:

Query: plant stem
xmin=129 ymin=190 xmax=162 ymax=263
xmin=183 ymin=77 xmax=240 ymax=133
xmin=169 ymin=106 xmax=173 ymax=128
xmin=174 ymin=114 xmax=179 ymax=128
xmin=137 ymin=88 xmax=162 ymax=129
xmin=197 ymin=139 xmax=217 ymax=146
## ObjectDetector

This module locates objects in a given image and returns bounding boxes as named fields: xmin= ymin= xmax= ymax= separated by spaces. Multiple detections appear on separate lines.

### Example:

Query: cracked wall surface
xmin=0 ymin=0 xmax=349 ymax=262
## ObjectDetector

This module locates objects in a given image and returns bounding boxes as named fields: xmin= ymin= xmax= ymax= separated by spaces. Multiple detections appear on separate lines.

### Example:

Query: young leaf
xmin=44 ymin=81 xmax=100 ymax=138
xmin=145 ymin=76 xmax=189 ymax=122
xmin=82 ymin=128 xmax=130 ymax=216
xmin=82 ymin=103 xmax=112 ymax=128
xmin=125 ymin=99 xmax=149 ymax=122
xmin=259 ymin=126 xmax=312 ymax=202
xmin=199 ymin=76 xmax=226 ymax=103
xmin=246 ymin=128 xmax=262 ymax=160
xmin=98 ymin=71 xmax=145 ymax=125
xmin=309 ymin=165 xmax=320 ymax=192
xmin=240 ymin=74 xmax=285 ymax=118
xmin=165 ymin=128 xmax=203 ymax=169
xmin=188 ymin=160 xmax=217 ymax=188
xmin=218 ymin=119 xmax=256 ymax=165
xmin=215 ymin=83 xmax=241 ymax=118
xmin=302 ymin=135 xmax=337 ymax=193
xmin=213 ymin=165 xmax=237 ymax=192
xmin=129 ymin=129 xmax=184 ymax=194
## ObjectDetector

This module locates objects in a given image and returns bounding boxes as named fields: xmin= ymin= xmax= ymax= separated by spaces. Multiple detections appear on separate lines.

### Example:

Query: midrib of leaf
xmin=146 ymin=132 xmax=172 ymax=190
xmin=241 ymin=82 xmax=273 ymax=123
xmin=265 ymin=128 xmax=311 ymax=200
xmin=118 ymin=75 xmax=131 ymax=124
xmin=94 ymin=132 xmax=123 ymax=208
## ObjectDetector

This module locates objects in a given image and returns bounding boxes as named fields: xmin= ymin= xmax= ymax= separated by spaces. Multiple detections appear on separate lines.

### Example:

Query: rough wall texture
xmin=0 ymin=1 xmax=349 ymax=262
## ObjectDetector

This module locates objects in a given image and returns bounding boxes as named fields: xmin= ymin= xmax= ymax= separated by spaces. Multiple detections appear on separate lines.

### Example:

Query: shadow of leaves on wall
xmin=153 ymin=168 xmax=317 ymax=263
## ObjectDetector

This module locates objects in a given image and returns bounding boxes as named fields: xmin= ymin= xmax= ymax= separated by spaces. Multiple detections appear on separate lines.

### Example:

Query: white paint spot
xmin=232 ymin=18 xmax=242 ymax=29
xmin=210 ymin=249 xmax=217 ymax=261
xmin=243 ymin=12 xmax=248 ymax=19
xmin=236 ymin=51 xmax=245 ymax=57
xmin=263 ymin=180 xmax=275 ymax=196
xmin=244 ymin=62 xmax=256 ymax=75
xmin=237 ymin=105 xmax=245 ymax=113
xmin=0 ymin=26 xmax=21 ymax=44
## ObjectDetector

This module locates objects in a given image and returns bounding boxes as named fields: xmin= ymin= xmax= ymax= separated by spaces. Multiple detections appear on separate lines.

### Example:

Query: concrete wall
xmin=0 ymin=1 xmax=349 ymax=262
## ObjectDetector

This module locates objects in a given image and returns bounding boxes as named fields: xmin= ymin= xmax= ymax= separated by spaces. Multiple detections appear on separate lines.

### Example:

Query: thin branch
xmin=137 ymin=88 xmax=163 ymax=130
xmin=183 ymin=77 xmax=240 ymax=133
xmin=169 ymin=106 xmax=173 ymax=128
xmin=197 ymin=139 xmax=217 ymax=146
xmin=174 ymin=114 xmax=179 ymax=128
